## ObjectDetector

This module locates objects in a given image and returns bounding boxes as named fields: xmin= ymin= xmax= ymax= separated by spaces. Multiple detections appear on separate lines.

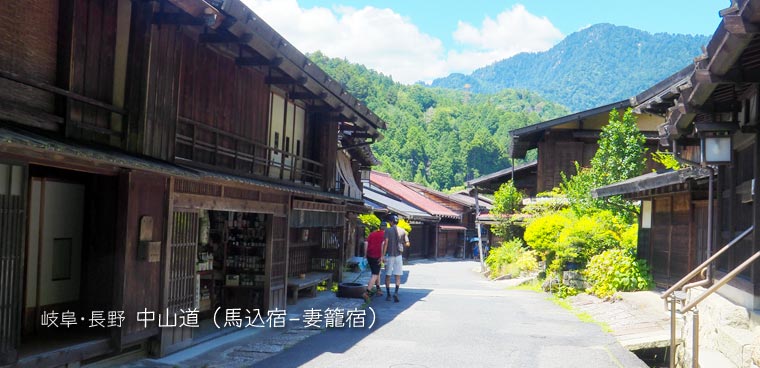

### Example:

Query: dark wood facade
xmin=510 ymin=102 xmax=664 ymax=193
xmin=638 ymin=192 xmax=703 ymax=287
xmin=596 ymin=0 xmax=760 ymax=310
xmin=0 ymin=0 xmax=383 ymax=366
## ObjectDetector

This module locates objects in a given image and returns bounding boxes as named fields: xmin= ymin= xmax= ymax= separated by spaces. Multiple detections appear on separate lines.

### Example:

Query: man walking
xmin=362 ymin=222 xmax=385 ymax=302
xmin=382 ymin=214 xmax=409 ymax=302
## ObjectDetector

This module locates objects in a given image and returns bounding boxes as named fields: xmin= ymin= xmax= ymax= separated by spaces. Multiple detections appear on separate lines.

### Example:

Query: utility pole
xmin=472 ymin=186 xmax=486 ymax=273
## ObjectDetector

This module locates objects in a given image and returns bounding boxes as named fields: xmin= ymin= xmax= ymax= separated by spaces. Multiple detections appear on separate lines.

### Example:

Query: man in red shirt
xmin=363 ymin=222 xmax=386 ymax=302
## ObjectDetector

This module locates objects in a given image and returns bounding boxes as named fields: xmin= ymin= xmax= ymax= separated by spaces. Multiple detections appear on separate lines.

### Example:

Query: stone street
xmin=116 ymin=259 xmax=648 ymax=368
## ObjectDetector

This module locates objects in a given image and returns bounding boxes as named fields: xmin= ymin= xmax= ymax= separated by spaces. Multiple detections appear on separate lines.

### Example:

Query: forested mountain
xmin=309 ymin=52 xmax=569 ymax=190
xmin=431 ymin=24 xmax=710 ymax=111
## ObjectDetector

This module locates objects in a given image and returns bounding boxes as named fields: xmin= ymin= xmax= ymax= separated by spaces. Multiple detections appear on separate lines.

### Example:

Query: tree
xmin=489 ymin=180 xmax=524 ymax=239
xmin=492 ymin=180 xmax=523 ymax=215
xmin=561 ymin=108 xmax=646 ymax=222
xmin=358 ymin=214 xmax=381 ymax=237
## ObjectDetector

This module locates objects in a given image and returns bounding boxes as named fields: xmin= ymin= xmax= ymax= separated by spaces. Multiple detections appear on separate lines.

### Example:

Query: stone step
xmin=699 ymin=349 xmax=738 ymax=368
xmin=714 ymin=325 xmax=754 ymax=368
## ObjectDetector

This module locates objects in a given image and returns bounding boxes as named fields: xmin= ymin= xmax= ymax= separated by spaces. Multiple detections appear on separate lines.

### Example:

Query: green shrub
xmin=397 ymin=218 xmax=412 ymax=233
xmin=524 ymin=211 xmax=573 ymax=257
xmin=583 ymin=249 xmax=653 ymax=298
xmin=554 ymin=283 xmax=579 ymax=298
xmin=485 ymin=239 xmax=538 ymax=278
xmin=556 ymin=210 xmax=622 ymax=266
xmin=620 ymin=224 xmax=638 ymax=252
xmin=524 ymin=211 xmax=575 ymax=275
xmin=515 ymin=249 xmax=539 ymax=273
xmin=358 ymin=214 xmax=380 ymax=237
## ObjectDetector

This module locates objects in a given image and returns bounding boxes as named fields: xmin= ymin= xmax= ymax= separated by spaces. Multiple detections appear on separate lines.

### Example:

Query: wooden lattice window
xmin=168 ymin=210 xmax=199 ymax=313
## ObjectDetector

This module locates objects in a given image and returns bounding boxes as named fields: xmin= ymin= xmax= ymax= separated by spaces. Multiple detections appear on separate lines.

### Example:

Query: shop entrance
xmin=164 ymin=209 xmax=272 ymax=346
xmin=19 ymin=166 xmax=119 ymax=360
xmin=204 ymin=210 xmax=268 ymax=315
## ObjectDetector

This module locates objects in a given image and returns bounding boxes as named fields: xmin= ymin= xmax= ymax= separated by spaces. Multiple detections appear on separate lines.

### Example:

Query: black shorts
xmin=367 ymin=257 xmax=381 ymax=275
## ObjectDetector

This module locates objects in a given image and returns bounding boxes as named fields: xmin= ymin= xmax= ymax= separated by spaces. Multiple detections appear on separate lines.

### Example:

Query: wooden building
xmin=642 ymin=0 xmax=760 ymax=310
xmin=363 ymin=184 xmax=438 ymax=259
xmin=593 ymin=167 xmax=711 ymax=287
xmin=367 ymin=172 xmax=462 ymax=259
xmin=403 ymin=182 xmax=495 ymax=258
xmin=465 ymin=160 xmax=538 ymax=197
xmin=509 ymin=101 xmax=665 ymax=193
xmin=590 ymin=66 xmax=710 ymax=288
xmin=0 ymin=0 xmax=385 ymax=366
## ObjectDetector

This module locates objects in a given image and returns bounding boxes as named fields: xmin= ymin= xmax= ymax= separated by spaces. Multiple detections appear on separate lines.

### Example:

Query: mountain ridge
xmin=431 ymin=23 xmax=710 ymax=111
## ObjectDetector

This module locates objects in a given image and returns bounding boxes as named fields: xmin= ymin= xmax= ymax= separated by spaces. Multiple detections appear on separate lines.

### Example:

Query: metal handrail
xmin=661 ymin=225 xmax=754 ymax=300
xmin=681 ymin=250 xmax=760 ymax=313
xmin=664 ymin=225 xmax=754 ymax=368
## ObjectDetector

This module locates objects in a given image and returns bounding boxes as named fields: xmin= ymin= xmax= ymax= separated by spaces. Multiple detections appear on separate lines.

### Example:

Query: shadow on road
xmin=252 ymin=287 xmax=433 ymax=368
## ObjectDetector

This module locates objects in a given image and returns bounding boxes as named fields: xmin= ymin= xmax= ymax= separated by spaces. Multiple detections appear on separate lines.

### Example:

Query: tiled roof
xmin=369 ymin=171 xmax=461 ymax=219
xmin=402 ymin=181 xmax=467 ymax=213
xmin=363 ymin=187 xmax=436 ymax=221
xmin=440 ymin=225 xmax=467 ymax=231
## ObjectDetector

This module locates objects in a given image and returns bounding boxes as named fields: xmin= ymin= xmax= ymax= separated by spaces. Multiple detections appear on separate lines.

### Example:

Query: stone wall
xmin=675 ymin=287 xmax=756 ymax=368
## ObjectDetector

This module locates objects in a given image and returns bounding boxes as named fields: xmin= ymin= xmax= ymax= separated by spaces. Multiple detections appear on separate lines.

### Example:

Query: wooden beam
xmin=167 ymin=0 xmax=224 ymax=28
xmin=236 ymin=56 xmax=282 ymax=67
xmin=288 ymin=91 xmax=327 ymax=100
xmin=311 ymin=105 xmax=343 ymax=114
xmin=152 ymin=12 xmax=204 ymax=26
xmin=265 ymin=75 xmax=308 ymax=86
xmin=338 ymin=123 xmax=362 ymax=131
xmin=340 ymin=114 xmax=358 ymax=123
xmin=173 ymin=193 xmax=286 ymax=216
xmin=343 ymin=132 xmax=374 ymax=139
xmin=723 ymin=14 xmax=760 ymax=35
xmin=677 ymin=100 xmax=741 ymax=114
xmin=694 ymin=68 xmax=760 ymax=84
xmin=198 ymin=32 xmax=238 ymax=44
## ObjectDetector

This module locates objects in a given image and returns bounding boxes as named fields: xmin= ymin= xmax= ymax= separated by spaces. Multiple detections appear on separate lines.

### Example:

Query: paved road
xmin=253 ymin=259 xmax=648 ymax=368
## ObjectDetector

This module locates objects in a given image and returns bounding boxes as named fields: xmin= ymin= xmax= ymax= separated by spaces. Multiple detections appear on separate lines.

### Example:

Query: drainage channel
xmin=630 ymin=346 xmax=669 ymax=368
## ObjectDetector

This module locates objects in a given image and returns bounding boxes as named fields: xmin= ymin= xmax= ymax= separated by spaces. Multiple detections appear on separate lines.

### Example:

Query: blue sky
xmin=243 ymin=0 xmax=724 ymax=83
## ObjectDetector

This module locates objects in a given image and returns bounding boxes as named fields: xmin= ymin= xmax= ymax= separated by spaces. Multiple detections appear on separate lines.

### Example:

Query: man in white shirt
xmin=381 ymin=214 xmax=409 ymax=302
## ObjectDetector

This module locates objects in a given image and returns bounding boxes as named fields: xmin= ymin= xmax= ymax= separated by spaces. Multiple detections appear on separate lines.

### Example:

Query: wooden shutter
xmin=268 ymin=215 xmax=288 ymax=310
xmin=0 ymin=163 xmax=26 ymax=364
xmin=0 ymin=1 xmax=58 ymax=115
xmin=160 ymin=208 xmax=198 ymax=356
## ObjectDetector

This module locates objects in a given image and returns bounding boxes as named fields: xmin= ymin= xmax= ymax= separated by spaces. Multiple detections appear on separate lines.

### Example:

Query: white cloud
xmin=241 ymin=1 xmax=563 ymax=84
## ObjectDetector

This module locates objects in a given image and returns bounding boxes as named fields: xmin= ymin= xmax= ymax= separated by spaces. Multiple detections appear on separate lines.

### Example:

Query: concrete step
xmin=714 ymin=325 xmax=754 ymax=368
xmin=699 ymin=349 xmax=738 ymax=368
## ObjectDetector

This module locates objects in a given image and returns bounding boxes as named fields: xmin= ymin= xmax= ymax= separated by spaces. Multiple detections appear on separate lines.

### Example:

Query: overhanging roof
xmin=370 ymin=171 xmax=461 ymax=219
xmin=448 ymin=192 xmax=493 ymax=210
xmin=363 ymin=186 xmax=436 ymax=221
xmin=402 ymin=181 xmax=471 ymax=212
xmin=630 ymin=64 xmax=694 ymax=115
xmin=663 ymin=0 xmax=760 ymax=138
xmin=466 ymin=160 xmax=537 ymax=188
xmin=592 ymin=167 xmax=711 ymax=199
xmin=509 ymin=100 xmax=630 ymax=158
xmin=440 ymin=225 xmax=467 ymax=231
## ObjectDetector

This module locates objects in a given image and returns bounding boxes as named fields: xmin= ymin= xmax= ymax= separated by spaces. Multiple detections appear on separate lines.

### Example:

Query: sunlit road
xmin=253 ymin=259 xmax=647 ymax=368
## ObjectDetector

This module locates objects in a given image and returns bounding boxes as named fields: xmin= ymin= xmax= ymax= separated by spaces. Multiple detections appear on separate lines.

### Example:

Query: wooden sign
xmin=138 ymin=216 xmax=161 ymax=262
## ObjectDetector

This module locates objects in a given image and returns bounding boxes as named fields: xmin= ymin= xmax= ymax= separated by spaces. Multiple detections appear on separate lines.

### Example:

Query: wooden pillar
xmin=0 ymin=163 xmax=26 ymax=365
xmin=123 ymin=1 xmax=156 ymax=153
xmin=323 ymin=115 xmax=338 ymax=192
xmin=753 ymin=132 xmax=760 ymax=302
